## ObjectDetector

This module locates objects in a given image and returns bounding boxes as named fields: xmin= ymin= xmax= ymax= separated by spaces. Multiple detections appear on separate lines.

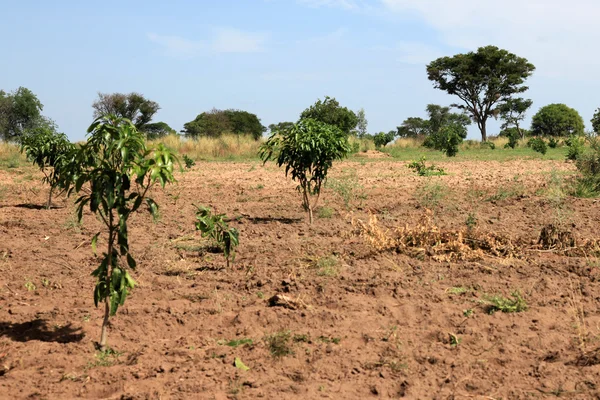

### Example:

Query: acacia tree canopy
xmin=498 ymin=98 xmax=533 ymax=139
xmin=92 ymin=92 xmax=160 ymax=132
xmin=427 ymin=45 xmax=535 ymax=142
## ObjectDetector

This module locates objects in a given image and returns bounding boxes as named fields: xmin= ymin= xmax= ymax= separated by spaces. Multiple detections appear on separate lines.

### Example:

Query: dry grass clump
xmin=149 ymin=134 xmax=262 ymax=160
xmin=353 ymin=210 xmax=520 ymax=261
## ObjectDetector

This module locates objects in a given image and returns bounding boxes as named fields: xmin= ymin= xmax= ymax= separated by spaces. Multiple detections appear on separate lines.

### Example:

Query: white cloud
xmin=148 ymin=28 xmax=268 ymax=58
xmin=380 ymin=0 xmax=600 ymax=78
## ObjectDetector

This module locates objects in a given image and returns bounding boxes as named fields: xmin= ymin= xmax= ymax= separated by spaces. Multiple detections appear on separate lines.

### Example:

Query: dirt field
xmin=1 ymin=157 xmax=600 ymax=399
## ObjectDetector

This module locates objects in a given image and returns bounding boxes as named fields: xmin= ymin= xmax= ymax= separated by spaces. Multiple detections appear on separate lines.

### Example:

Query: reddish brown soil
xmin=1 ymin=159 xmax=600 ymax=399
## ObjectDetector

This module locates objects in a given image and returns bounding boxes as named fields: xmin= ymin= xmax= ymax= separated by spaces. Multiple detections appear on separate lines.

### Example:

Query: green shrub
xmin=195 ymin=206 xmax=239 ymax=268
xmin=407 ymin=157 xmax=446 ymax=177
xmin=484 ymin=291 xmax=527 ymax=314
xmin=547 ymin=137 xmax=559 ymax=148
xmin=573 ymin=138 xmax=600 ymax=197
xmin=565 ymin=135 xmax=585 ymax=161
xmin=183 ymin=154 xmax=196 ymax=169
xmin=527 ymin=137 xmax=547 ymax=155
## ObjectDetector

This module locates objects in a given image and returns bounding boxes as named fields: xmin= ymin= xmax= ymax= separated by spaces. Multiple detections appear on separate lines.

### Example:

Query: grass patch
xmin=415 ymin=180 xmax=447 ymax=209
xmin=317 ymin=206 xmax=334 ymax=219
xmin=313 ymin=256 xmax=340 ymax=277
xmin=264 ymin=330 xmax=293 ymax=357
xmin=484 ymin=291 xmax=528 ymax=314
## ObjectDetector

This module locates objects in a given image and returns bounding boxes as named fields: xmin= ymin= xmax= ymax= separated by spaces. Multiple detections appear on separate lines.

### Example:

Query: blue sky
xmin=2 ymin=0 xmax=599 ymax=141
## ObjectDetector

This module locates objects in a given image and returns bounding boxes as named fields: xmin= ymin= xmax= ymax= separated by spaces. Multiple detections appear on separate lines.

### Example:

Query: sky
xmin=1 ymin=0 xmax=599 ymax=141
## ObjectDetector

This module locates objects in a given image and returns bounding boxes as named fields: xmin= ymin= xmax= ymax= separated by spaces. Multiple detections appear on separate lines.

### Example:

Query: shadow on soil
xmin=0 ymin=319 xmax=84 ymax=343
xmin=244 ymin=216 xmax=302 ymax=224
xmin=0 ymin=204 xmax=64 ymax=210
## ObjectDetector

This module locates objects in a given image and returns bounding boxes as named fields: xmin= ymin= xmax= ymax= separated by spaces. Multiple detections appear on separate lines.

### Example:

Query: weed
xmin=293 ymin=334 xmax=310 ymax=343
xmin=264 ymin=330 xmax=293 ymax=357
xmin=465 ymin=213 xmax=478 ymax=231
xmin=449 ymin=333 xmax=461 ymax=347
xmin=485 ymin=176 xmax=525 ymax=202
xmin=219 ymin=338 xmax=253 ymax=347
xmin=182 ymin=154 xmax=196 ymax=169
xmin=314 ymin=256 xmax=339 ymax=277
xmin=415 ymin=180 xmax=447 ymax=209
xmin=446 ymin=286 xmax=468 ymax=295
xmin=317 ymin=206 xmax=334 ymax=219
xmin=318 ymin=336 xmax=341 ymax=344
xmin=407 ymin=157 xmax=446 ymax=176
xmin=484 ymin=291 xmax=528 ymax=314
xmin=463 ymin=309 xmax=474 ymax=317
xmin=327 ymin=172 xmax=367 ymax=210
xmin=85 ymin=347 xmax=122 ymax=369
xmin=24 ymin=279 xmax=36 ymax=291
xmin=256 ymin=291 xmax=264 ymax=299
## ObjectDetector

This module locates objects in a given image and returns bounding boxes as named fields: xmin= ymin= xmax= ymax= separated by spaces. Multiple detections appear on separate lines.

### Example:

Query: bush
xmin=531 ymin=103 xmax=584 ymax=137
xmin=373 ymin=131 xmax=396 ymax=148
xmin=504 ymin=128 xmax=520 ymax=149
xmin=547 ymin=137 xmax=559 ymax=148
xmin=573 ymin=138 xmax=600 ymax=196
xmin=565 ymin=135 xmax=585 ymax=161
xmin=407 ymin=157 xmax=446 ymax=176
xmin=527 ymin=137 xmax=547 ymax=155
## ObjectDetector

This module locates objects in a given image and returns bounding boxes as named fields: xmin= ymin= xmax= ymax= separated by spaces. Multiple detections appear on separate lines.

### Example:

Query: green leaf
xmin=126 ymin=253 xmax=136 ymax=269
xmin=234 ymin=357 xmax=250 ymax=371
xmin=91 ymin=232 xmax=100 ymax=256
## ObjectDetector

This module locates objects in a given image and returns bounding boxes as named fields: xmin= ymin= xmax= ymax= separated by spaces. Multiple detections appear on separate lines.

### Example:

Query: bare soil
xmin=1 ymin=158 xmax=600 ymax=399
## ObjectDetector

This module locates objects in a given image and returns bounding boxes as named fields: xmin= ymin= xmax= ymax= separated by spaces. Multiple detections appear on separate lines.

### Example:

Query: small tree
xmin=20 ymin=119 xmax=74 ymax=209
xmin=259 ymin=118 xmax=351 ymax=224
xmin=373 ymin=131 xmax=396 ymax=148
xmin=354 ymin=108 xmax=368 ymax=138
xmin=194 ymin=206 xmax=239 ymax=268
xmin=531 ymin=104 xmax=584 ymax=137
xmin=498 ymin=98 xmax=533 ymax=139
xmin=300 ymin=96 xmax=358 ymax=135
xmin=397 ymin=117 xmax=429 ymax=138
xmin=67 ymin=115 xmax=177 ymax=350
xmin=591 ymin=108 xmax=600 ymax=135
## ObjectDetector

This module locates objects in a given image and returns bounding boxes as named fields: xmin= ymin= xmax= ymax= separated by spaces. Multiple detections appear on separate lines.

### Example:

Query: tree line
xmin=3 ymin=45 xmax=600 ymax=152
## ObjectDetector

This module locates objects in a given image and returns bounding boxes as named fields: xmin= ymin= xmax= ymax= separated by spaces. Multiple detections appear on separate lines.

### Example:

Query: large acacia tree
xmin=0 ymin=87 xmax=44 ymax=141
xmin=92 ymin=92 xmax=160 ymax=132
xmin=427 ymin=46 xmax=535 ymax=142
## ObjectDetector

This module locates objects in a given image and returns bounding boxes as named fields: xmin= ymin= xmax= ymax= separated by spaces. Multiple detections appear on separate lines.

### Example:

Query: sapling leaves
xmin=65 ymin=115 xmax=177 ymax=350
xmin=194 ymin=206 xmax=239 ymax=268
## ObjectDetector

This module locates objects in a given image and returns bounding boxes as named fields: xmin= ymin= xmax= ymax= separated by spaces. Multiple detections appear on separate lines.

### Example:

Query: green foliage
xmin=502 ymin=128 xmax=520 ymax=149
xmin=415 ymin=181 xmax=447 ymax=209
xmin=547 ymin=137 xmax=559 ymax=148
xmin=353 ymin=108 xmax=368 ymax=138
xmin=326 ymin=172 xmax=366 ymax=209
xmin=397 ymin=117 xmax=429 ymax=138
xmin=484 ymin=291 xmax=528 ymax=314
xmin=498 ymin=98 xmax=532 ymax=138
xmin=528 ymin=137 xmax=547 ymax=155
xmin=183 ymin=154 xmax=196 ymax=169
xmin=66 ymin=115 xmax=178 ymax=350
xmin=427 ymin=46 xmax=535 ymax=141
xmin=194 ymin=206 xmax=239 ymax=267
xmin=259 ymin=118 xmax=351 ymax=223
xmin=565 ymin=134 xmax=585 ymax=161
xmin=92 ymin=92 xmax=160 ymax=132
xmin=268 ymin=121 xmax=294 ymax=133
xmin=421 ymin=105 xmax=470 ymax=156
xmin=144 ymin=121 xmax=176 ymax=140
xmin=573 ymin=137 xmax=600 ymax=197
xmin=182 ymin=108 xmax=266 ymax=140
xmin=592 ymin=108 xmax=600 ymax=135
xmin=407 ymin=157 xmax=446 ymax=176
xmin=20 ymin=119 xmax=75 ymax=208
xmin=373 ymin=130 xmax=396 ymax=148
xmin=531 ymin=104 xmax=584 ymax=137
xmin=300 ymin=96 xmax=358 ymax=135
xmin=0 ymin=87 xmax=44 ymax=141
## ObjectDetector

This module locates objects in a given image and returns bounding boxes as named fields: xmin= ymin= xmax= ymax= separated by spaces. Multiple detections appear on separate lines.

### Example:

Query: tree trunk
xmin=480 ymin=122 xmax=488 ymax=142
xmin=99 ymin=295 xmax=110 ymax=351
xmin=308 ymin=206 xmax=313 ymax=225
xmin=46 ymin=187 xmax=53 ymax=210
xmin=516 ymin=123 xmax=524 ymax=139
